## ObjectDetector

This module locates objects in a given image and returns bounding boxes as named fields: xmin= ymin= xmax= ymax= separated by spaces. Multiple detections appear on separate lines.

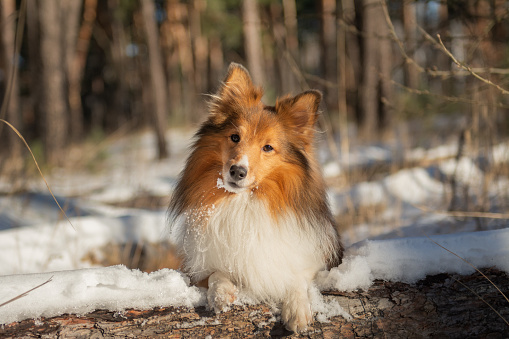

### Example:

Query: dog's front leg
xmin=207 ymin=271 xmax=238 ymax=313
xmin=281 ymin=280 xmax=313 ymax=333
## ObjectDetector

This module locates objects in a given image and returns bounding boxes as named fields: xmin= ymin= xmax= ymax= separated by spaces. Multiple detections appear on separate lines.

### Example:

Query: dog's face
xmin=219 ymin=110 xmax=284 ymax=193
xmin=208 ymin=63 xmax=322 ymax=195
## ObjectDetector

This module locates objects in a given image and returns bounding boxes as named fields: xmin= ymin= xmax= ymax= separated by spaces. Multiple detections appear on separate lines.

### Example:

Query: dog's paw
xmin=207 ymin=272 xmax=238 ymax=313
xmin=281 ymin=293 xmax=313 ymax=333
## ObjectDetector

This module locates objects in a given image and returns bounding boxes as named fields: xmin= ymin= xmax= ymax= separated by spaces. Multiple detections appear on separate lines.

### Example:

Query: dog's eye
xmin=230 ymin=134 xmax=240 ymax=143
xmin=262 ymin=145 xmax=273 ymax=152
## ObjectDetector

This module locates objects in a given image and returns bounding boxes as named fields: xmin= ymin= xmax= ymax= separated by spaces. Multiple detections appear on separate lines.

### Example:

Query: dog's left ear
xmin=276 ymin=90 xmax=322 ymax=144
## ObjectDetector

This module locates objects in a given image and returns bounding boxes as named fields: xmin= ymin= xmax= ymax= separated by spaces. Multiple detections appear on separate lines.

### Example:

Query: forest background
xmin=1 ymin=0 xmax=509 ymax=212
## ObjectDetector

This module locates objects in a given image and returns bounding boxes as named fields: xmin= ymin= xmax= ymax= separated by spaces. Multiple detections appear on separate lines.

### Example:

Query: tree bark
xmin=321 ymin=0 xmax=337 ymax=111
xmin=242 ymin=0 xmax=265 ymax=86
xmin=358 ymin=0 xmax=392 ymax=139
xmin=402 ymin=0 xmax=418 ymax=89
xmin=2 ymin=269 xmax=508 ymax=338
xmin=67 ymin=0 xmax=97 ymax=141
xmin=39 ymin=0 xmax=68 ymax=164
xmin=140 ymin=0 xmax=169 ymax=159
xmin=0 ymin=0 xmax=22 ymax=159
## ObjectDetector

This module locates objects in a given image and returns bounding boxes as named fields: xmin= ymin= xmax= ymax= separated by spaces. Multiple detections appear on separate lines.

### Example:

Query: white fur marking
xmin=176 ymin=193 xmax=327 ymax=302
xmin=238 ymin=155 xmax=249 ymax=169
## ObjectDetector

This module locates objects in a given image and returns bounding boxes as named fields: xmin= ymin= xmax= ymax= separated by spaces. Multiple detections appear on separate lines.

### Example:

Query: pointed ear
xmin=209 ymin=63 xmax=263 ymax=125
xmin=220 ymin=63 xmax=254 ymax=95
xmin=276 ymin=90 xmax=322 ymax=144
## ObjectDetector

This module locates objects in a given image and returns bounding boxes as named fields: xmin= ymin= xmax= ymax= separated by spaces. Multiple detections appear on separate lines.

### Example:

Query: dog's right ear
xmin=209 ymin=63 xmax=263 ymax=125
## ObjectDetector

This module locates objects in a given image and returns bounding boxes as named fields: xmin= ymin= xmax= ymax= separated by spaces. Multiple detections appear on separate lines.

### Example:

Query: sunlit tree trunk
xmin=67 ymin=0 xmax=97 ymax=141
xmin=166 ymin=0 xmax=196 ymax=122
xmin=402 ymin=0 xmax=418 ymax=89
xmin=378 ymin=2 xmax=393 ymax=133
xmin=0 ymin=0 xmax=21 ymax=158
xmin=242 ymin=0 xmax=265 ymax=86
xmin=39 ymin=0 xmax=67 ymax=164
xmin=189 ymin=0 xmax=208 ymax=97
xmin=208 ymin=35 xmax=224 ymax=92
xmin=270 ymin=0 xmax=299 ymax=94
xmin=359 ymin=0 xmax=379 ymax=139
xmin=141 ymin=0 xmax=169 ymax=159
xmin=358 ymin=0 xmax=392 ymax=139
xmin=321 ymin=0 xmax=337 ymax=111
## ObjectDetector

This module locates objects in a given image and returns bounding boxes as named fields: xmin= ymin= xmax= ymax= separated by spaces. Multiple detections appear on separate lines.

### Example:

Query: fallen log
xmin=1 ymin=268 xmax=508 ymax=338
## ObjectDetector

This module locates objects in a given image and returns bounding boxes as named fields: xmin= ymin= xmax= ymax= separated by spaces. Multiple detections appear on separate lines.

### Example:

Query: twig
xmin=415 ymin=204 xmax=509 ymax=220
xmin=435 ymin=34 xmax=509 ymax=96
xmin=0 ymin=276 xmax=53 ymax=308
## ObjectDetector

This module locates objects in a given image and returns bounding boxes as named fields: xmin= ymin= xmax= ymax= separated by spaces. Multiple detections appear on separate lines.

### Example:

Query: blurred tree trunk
xmin=0 ymin=0 xmax=22 ymax=159
xmin=39 ymin=0 xmax=67 ymax=164
xmin=165 ymin=0 xmax=196 ymax=122
xmin=109 ymin=0 xmax=131 ymax=127
xmin=140 ymin=0 xmax=169 ymax=159
xmin=270 ymin=0 xmax=299 ymax=95
xmin=62 ymin=0 xmax=83 ymax=141
xmin=269 ymin=3 xmax=286 ymax=94
xmin=208 ymin=35 xmax=224 ymax=92
xmin=321 ymin=0 xmax=337 ymax=111
xmin=344 ymin=1 xmax=360 ymax=119
xmin=67 ymin=0 xmax=97 ymax=141
xmin=189 ymin=0 xmax=208 ymax=97
xmin=160 ymin=8 xmax=182 ymax=122
xmin=242 ymin=0 xmax=265 ymax=86
xmin=359 ymin=0 xmax=378 ymax=139
xmin=282 ymin=0 xmax=299 ymax=93
xmin=402 ymin=0 xmax=418 ymax=89
xmin=358 ymin=0 xmax=392 ymax=140
xmin=435 ymin=2 xmax=452 ymax=95
xmin=26 ymin=0 xmax=40 ymax=140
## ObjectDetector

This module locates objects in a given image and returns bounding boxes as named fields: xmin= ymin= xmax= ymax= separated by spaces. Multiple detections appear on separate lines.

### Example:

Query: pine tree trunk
xmin=359 ymin=0 xmax=379 ymax=139
xmin=321 ymin=0 xmax=337 ymax=111
xmin=67 ymin=0 xmax=97 ymax=141
xmin=140 ymin=0 xmax=169 ymax=159
xmin=402 ymin=0 xmax=418 ymax=89
xmin=39 ymin=0 xmax=68 ymax=164
xmin=282 ymin=0 xmax=299 ymax=94
xmin=242 ymin=0 xmax=265 ymax=86
xmin=0 ymin=0 xmax=22 ymax=159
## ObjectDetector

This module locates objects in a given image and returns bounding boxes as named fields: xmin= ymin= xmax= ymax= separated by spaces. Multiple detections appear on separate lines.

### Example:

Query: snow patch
xmin=0 ymin=266 xmax=205 ymax=325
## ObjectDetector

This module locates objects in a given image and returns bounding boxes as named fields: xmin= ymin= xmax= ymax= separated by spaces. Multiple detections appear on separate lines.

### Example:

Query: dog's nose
xmin=229 ymin=165 xmax=247 ymax=181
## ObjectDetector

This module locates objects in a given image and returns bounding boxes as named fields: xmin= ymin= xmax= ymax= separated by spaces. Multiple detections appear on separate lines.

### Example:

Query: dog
xmin=168 ymin=62 xmax=343 ymax=332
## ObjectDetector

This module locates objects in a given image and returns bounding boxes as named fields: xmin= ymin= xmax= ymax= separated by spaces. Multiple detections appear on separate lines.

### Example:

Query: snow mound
xmin=0 ymin=265 xmax=205 ymax=325
xmin=318 ymin=227 xmax=509 ymax=291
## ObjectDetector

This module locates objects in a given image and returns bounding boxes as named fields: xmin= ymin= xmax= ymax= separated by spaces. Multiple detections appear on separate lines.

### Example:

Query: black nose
xmin=229 ymin=165 xmax=247 ymax=181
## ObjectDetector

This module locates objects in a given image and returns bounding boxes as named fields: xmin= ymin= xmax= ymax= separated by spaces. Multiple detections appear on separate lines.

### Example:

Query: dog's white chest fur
xmin=177 ymin=192 xmax=324 ymax=301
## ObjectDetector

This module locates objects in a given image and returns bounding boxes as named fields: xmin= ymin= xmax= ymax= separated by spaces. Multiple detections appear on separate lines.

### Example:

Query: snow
xmin=317 ymin=228 xmax=509 ymax=292
xmin=0 ymin=266 xmax=204 ymax=325
xmin=0 ymin=128 xmax=508 ymax=326
xmin=2 ymin=228 xmax=508 ymax=325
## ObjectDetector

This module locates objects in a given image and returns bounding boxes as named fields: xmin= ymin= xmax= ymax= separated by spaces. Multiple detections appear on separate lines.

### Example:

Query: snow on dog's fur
xmin=168 ymin=63 xmax=343 ymax=333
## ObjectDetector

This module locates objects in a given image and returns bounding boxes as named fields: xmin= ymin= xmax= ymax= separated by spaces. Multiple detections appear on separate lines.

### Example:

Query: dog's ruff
xmin=174 ymin=192 xmax=324 ymax=298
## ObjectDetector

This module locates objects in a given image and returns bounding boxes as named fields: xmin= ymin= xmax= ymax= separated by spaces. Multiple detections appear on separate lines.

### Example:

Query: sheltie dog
xmin=168 ymin=63 xmax=343 ymax=333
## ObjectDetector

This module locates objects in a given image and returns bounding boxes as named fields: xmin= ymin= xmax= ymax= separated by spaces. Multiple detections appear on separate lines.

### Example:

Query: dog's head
xmin=200 ymin=63 xmax=322 ymax=194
